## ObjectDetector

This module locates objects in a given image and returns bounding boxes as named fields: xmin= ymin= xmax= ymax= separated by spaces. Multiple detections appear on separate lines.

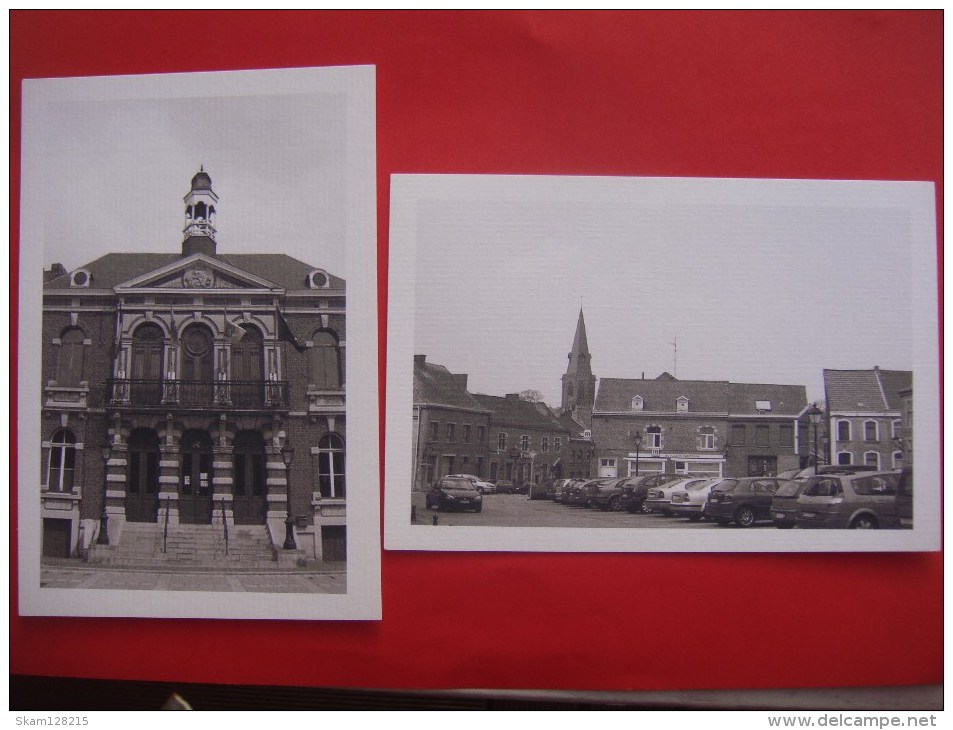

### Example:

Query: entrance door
xmin=232 ymin=431 xmax=267 ymax=525
xmin=131 ymin=324 xmax=163 ymax=405
xmin=126 ymin=429 xmax=160 ymax=522
xmin=230 ymin=325 xmax=263 ymax=407
xmin=179 ymin=430 xmax=213 ymax=524
xmin=321 ymin=525 xmax=347 ymax=562
xmin=42 ymin=518 xmax=71 ymax=558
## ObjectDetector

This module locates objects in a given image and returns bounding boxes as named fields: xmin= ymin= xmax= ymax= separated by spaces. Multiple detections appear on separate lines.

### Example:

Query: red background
xmin=10 ymin=11 xmax=942 ymax=691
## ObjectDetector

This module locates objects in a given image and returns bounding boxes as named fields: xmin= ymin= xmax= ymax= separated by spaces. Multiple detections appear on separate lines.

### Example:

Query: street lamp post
xmin=281 ymin=444 xmax=296 ymax=550
xmin=807 ymin=402 xmax=824 ymax=474
xmin=632 ymin=429 xmax=643 ymax=477
xmin=97 ymin=441 xmax=111 ymax=545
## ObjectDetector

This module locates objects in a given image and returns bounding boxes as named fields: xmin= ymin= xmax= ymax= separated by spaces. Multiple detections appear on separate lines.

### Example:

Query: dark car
xmin=494 ymin=479 xmax=516 ymax=494
xmin=587 ymin=477 xmax=630 ymax=511
xmin=704 ymin=477 xmax=782 ymax=527
xmin=896 ymin=466 xmax=913 ymax=529
xmin=796 ymin=471 xmax=901 ymax=529
xmin=425 ymin=476 xmax=483 ymax=512
xmin=619 ymin=473 xmax=686 ymax=513
xmin=565 ymin=478 xmax=602 ymax=507
xmin=770 ymin=478 xmax=807 ymax=528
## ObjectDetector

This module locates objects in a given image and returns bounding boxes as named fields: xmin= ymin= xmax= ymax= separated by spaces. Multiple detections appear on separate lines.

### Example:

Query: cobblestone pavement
xmin=412 ymin=492 xmax=775 ymax=529
xmin=40 ymin=561 xmax=348 ymax=593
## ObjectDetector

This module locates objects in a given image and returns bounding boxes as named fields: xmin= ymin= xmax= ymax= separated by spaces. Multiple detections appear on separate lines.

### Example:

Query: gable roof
xmin=472 ymin=393 xmax=568 ymax=433
xmin=556 ymin=411 xmax=587 ymax=436
xmin=44 ymin=252 xmax=343 ymax=292
xmin=824 ymin=368 xmax=912 ymax=413
xmin=414 ymin=358 xmax=489 ymax=413
xmin=727 ymin=382 xmax=807 ymax=416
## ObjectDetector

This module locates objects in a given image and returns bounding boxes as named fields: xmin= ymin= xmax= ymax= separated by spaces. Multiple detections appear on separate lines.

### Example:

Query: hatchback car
xmin=425 ymin=477 xmax=483 ymax=512
xmin=587 ymin=477 xmax=630 ymax=511
xmin=669 ymin=477 xmax=727 ymax=521
xmin=565 ymin=478 xmax=602 ymax=507
xmin=770 ymin=478 xmax=807 ymax=528
xmin=446 ymin=474 xmax=497 ymax=494
xmin=795 ymin=471 xmax=901 ymax=529
xmin=619 ymin=473 xmax=686 ymax=513
xmin=704 ymin=477 xmax=782 ymax=527
xmin=551 ymin=479 xmax=578 ymax=503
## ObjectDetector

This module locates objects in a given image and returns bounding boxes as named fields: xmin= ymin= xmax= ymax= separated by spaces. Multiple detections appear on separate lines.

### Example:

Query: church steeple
xmin=182 ymin=166 xmax=218 ymax=256
xmin=561 ymin=308 xmax=597 ymax=425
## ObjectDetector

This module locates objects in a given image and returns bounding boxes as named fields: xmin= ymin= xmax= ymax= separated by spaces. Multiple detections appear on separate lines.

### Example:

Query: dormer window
xmin=755 ymin=400 xmax=772 ymax=412
xmin=70 ymin=268 xmax=92 ymax=288
xmin=676 ymin=396 xmax=689 ymax=412
xmin=631 ymin=395 xmax=643 ymax=411
xmin=307 ymin=269 xmax=331 ymax=289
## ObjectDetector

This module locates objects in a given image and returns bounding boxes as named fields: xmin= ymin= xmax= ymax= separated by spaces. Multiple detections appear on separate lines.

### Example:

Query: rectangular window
xmin=674 ymin=460 xmax=687 ymax=473
xmin=462 ymin=424 xmax=471 ymax=443
xmin=477 ymin=426 xmax=486 ymax=442
xmin=779 ymin=425 xmax=794 ymax=447
xmin=520 ymin=435 xmax=529 ymax=451
xmin=837 ymin=420 xmax=851 ymax=442
xmin=446 ymin=423 xmax=455 ymax=442
xmin=731 ymin=424 xmax=745 ymax=446
xmin=541 ymin=436 xmax=549 ymax=452
xmin=498 ymin=432 xmax=507 ymax=451
xmin=429 ymin=421 xmax=439 ymax=440
xmin=445 ymin=456 xmax=455 ymax=475
xmin=554 ymin=438 xmax=561 ymax=452
xmin=837 ymin=452 xmax=853 ymax=466
xmin=700 ymin=433 xmax=714 ymax=449
xmin=755 ymin=425 xmax=769 ymax=447
xmin=864 ymin=421 xmax=878 ymax=442
xmin=647 ymin=428 xmax=662 ymax=449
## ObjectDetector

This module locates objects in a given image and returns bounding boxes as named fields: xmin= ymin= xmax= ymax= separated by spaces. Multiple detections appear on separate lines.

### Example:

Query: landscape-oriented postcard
xmin=384 ymin=174 xmax=939 ymax=553
xmin=18 ymin=66 xmax=381 ymax=619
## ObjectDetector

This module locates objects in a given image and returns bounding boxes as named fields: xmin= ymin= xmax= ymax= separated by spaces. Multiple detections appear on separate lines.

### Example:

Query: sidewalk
xmin=39 ymin=559 xmax=347 ymax=594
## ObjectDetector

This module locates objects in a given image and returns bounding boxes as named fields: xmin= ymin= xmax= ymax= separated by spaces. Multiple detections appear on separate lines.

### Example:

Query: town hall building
xmin=40 ymin=170 xmax=348 ymax=567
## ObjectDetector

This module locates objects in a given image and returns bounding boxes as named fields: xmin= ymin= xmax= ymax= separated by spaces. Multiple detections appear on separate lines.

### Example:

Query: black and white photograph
xmin=18 ymin=67 xmax=381 ymax=619
xmin=384 ymin=174 xmax=939 ymax=553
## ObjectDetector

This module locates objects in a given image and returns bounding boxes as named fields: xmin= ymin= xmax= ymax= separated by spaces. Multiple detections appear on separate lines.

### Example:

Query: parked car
xmin=566 ymin=478 xmax=602 ymax=507
xmin=619 ymin=473 xmax=686 ymax=513
xmin=644 ymin=477 xmax=710 ymax=516
xmin=770 ymin=478 xmax=808 ymax=528
xmin=704 ymin=477 xmax=782 ymax=527
xmin=586 ymin=477 xmax=630 ymax=511
xmin=425 ymin=476 xmax=483 ymax=512
xmin=793 ymin=464 xmax=878 ymax=479
xmin=494 ymin=479 xmax=517 ymax=494
xmin=796 ymin=471 xmax=901 ymax=529
xmin=896 ymin=466 xmax=913 ymax=529
xmin=446 ymin=473 xmax=497 ymax=494
xmin=552 ymin=478 xmax=582 ymax=504
xmin=528 ymin=480 xmax=552 ymax=500
xmin=776 ymin=469 xmax=802 ymax=482
xmin=669 ymin=477 xmax=727 ymax=521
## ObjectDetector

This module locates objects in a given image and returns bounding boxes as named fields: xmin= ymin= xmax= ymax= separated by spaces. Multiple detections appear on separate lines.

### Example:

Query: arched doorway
xmin=232 ymin=431 xmax=267 ymax=525
xmin=230 ymin=325 xmax=264 ymax=407
xmin=126 ymin=428 xmax=160 ymax=522
xmin=131 ymin=323 xmax=164 ymax=405
xmin=179 ymin=430 xmax=213 ymax=524
xmin=180 ymin=324 xmax=214 ymax=406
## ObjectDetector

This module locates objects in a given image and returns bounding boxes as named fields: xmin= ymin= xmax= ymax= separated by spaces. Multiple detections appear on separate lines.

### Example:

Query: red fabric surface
xmin=10 ymin=10 xmax=942 ymax=691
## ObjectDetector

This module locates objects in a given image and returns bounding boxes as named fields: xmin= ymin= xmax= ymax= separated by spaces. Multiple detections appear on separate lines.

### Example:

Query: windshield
xmin=713 ymin=479 xmax=738 ymax=493
xmin=774 ymin=480 xmax=804 ymax=498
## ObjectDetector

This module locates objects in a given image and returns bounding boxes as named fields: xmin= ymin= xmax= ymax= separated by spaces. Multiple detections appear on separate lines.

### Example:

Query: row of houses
xmin=412 ymin=310 xmax=913 ymax=490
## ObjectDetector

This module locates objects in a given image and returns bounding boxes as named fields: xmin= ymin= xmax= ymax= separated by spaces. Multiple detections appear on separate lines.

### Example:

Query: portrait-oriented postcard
xmin=384 ymin=174 xmax=939 ymax=553
xmin=18 ymin=66 xmax=381 ymax=619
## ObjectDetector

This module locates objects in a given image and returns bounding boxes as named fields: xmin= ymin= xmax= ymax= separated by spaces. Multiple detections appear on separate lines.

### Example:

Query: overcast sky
xmin=29 ymin=80 xmax=347 ymax=277
xmin=412 ymin=177 xmax=922 ymax=404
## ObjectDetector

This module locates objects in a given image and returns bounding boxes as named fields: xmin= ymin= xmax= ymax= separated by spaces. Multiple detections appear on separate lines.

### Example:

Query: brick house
xmin=591 ymin=373 xmax=808 ymax=478
xmin=557 ymin=411 xmax=593 ymax=480
xmin=412 ymin=355 xmax=491 ymax=490
xmin=40 ymin=170 xmax=347 ymax=564
xmin=823 ymin=367 xmax=911 ymax=471
xmin=472 ymin=394 xmax=571 ymax=486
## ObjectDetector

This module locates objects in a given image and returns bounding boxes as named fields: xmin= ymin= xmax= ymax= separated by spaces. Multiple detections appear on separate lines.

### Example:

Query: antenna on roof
xmin=669 ymin=333 xmax=677 ymax=378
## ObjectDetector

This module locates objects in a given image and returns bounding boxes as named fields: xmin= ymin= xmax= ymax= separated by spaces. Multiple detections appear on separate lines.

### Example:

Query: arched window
xmin=310 ymin=331 xmax=341 ymax=389
xmin=180 ymin=324 xmax=214 ymax=406
xmin=317 ymin=433 xmax=346 ymax=498
xmin=864 ymin=451 xmax=880 ymax=469
xmin=864 ymin=420 xmax=879 ymax=442
xmin=46 ymin=429 xmax=76 ymax=492
xmin=230 ymin=325 xmax=264 ymax=407
xmin=57 ymin=327 xmax=86 ymax=386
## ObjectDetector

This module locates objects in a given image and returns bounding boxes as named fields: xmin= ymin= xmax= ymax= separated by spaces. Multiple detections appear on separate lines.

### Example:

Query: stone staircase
xmin=90 ymin=522 xmax=280 ymax=570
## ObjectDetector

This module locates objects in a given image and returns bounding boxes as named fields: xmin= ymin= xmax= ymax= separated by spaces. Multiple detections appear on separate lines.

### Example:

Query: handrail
xmin=162 ymin=496 xmax=170 ymax=553
xmin=106 ymin=378 xmax=290 ymax=408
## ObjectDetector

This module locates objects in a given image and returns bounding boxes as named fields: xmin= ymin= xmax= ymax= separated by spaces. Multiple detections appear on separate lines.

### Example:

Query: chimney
xmin=414 ymin=354 xmax=426 ymax=367
xmin=505 ymin=393 xmax=520 ymax=401
xmin=44 ymin=263 xmax=67 ymax=283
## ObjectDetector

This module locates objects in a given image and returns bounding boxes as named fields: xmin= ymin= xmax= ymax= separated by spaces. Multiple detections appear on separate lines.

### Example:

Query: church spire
xmin=561 ymin=308 xmax=596 ymax=425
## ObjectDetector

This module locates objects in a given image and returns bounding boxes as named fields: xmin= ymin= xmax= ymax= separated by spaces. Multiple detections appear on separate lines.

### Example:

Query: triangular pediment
xmin=114 ymin=253 xmax=283 ymax=293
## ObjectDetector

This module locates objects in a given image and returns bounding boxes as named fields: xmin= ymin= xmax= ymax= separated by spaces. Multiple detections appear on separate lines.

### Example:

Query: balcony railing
xmin=107 ymin=379 xmax=289 ymax=409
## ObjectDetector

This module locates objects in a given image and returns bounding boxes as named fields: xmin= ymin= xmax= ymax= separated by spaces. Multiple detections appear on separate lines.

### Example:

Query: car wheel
xmin=639 ymin=501 xmax=653 ymax=515
xmin=687 ymin=514 xmax=703 ymax=522
xmin=608 ymin=496 xmax=623 ymax=512
xmin=474 ymin=504 xmax=482 ymax=513
xmin=850 ymin=514 xmax=877 ymax=529
xmin=735 ymin=506 xmax=756 ymax=528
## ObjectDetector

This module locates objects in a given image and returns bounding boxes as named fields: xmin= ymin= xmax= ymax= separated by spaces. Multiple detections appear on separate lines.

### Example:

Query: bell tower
xmin=561 ymin=308 xmax=596 ymax=425
xmin=182 ymin=166 xmax=218 ymax=257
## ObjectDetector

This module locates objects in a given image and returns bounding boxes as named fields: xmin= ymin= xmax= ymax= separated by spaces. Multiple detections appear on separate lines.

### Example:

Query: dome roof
xmin=191 ymin=169 xmax=213 ymax=191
